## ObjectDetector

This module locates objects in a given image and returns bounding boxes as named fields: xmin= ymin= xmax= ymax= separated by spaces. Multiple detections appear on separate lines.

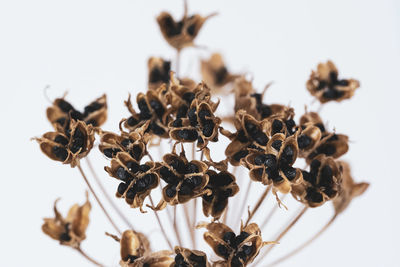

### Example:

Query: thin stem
xmin=253 ymin=206 xmax=308 ymax=266
xmin=85 ymin=158 xmax=135 ymax=231
xmin=222 ymin=206 xmax=229 ymax=225
xmin=77 ymin=165 xmax=121 ymax=235
xmin=176 ymin=49 xmax=181 ymax=77
xmin=267 ymin=214 xmax=337 ymax=267
xmin=235 ymin=179 xmax=252 ymax=228
xmin=260 ymin=194 xmax=287 ymax=231
xmin=183 ymin=203 xmax=195 ymax=248
xmin=192 ymin=198 xmax=198 ymax=249
xmin=149 ymin=196 xmax=173 ymax=250
xmin=174 ymin=205 xmax=183 ymax=246
xmin=76 ymin=247 xmax=103 ymax=266
xmin=245 ymin=185 xmax=272 ymax=226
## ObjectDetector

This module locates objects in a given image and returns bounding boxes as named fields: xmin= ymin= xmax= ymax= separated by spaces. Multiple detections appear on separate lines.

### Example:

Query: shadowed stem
xmin=176 ymin=49 xmax=181 ymax=77
xmin=183 ymin=203 xmax=195 ymax=248
xmin=245 ymin=185 xmax=272 ymax=226
xmin=174 ymin=205 xmax=183 ymax=246
xmin=253 ymin=206 xmax=308 ymax=266
xmin=260 ymin=194 xmax=287 ymax=231
xmin=76 ymin=247 xmax=103 ymax=266
xmin=149 ymin=196 xmax=173 ymax=250
xmin=267 ymin=214 xmax=338 ymax=267
xmin=77 ymin=165 xmax=121 ymax=235
xmin=85 ymin=158 xmax=135 ymax=231
xmin=192 ymin=196 xmax=198 ymax=249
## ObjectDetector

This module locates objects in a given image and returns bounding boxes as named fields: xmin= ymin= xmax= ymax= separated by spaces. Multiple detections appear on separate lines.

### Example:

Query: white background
xmin=1 ymin=0 xmax=399 ymax=266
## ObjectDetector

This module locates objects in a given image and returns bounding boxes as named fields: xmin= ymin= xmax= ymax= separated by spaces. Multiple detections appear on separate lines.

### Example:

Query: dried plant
xmin=34 ymin=1 xmax=369 ymax=266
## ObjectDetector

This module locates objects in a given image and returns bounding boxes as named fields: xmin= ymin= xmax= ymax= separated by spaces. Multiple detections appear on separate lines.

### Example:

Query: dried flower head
xmin=201 ymin=53 xmax=239 ymax=93
xmin=169 ymin=83 xmax=221 ymax=148
xmin=171 ymin=246 xmax=210 ymax=267
xmin=42 ymin=193 xmax=91 ymax=248
xmin=46 ymin=94 xmax=107 ymax=132
xmin=222 ymin=110 xmax=270 ymax=166
xmin=99 ymin=122 xmax=149 ymax=161
xmin=155 ymin=149 xmax=210 ymax=208
xmin=333 ymin=161 xmax=369 ymax=214
xmin=306 ymin=60 xmax=360 ymax=103
xmin=148 ymin=57 xmax=172 ymax=90
xmin=245 ymin=133 xmax=302 ymax=194
xmin=124 ymin=89 xmax=171 ymax=138
xmin=117 ymin=230 xmax=151 ymax=265
xmin=292 ymin=155 xmax=342 ymax=207
xmin=105 ymin=152 xmax=159 ymax=212
xmin=198 ymin=222 xmax=272 ymax=267
xmin=35 ymin=119 xmax=95 ymax=167
xmin=296 ymin=124 xmax=322 ymax=158
xmin=202 ymin=170 xmax=239 ymax=220
xmin=125 ymin=251 xmax=174 ymax=267
xmin=156 ymin=1 xmax=216 ymax=50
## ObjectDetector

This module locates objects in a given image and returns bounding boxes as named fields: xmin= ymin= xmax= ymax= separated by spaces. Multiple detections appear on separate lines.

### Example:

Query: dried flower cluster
xmin=35 ymin=2 xmax=369 ymax=267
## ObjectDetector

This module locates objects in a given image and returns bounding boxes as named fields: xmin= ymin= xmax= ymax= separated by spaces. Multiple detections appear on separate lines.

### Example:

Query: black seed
xmin=259 ymin=104 xmax=272 ymax=118
xmin=127 ymin=116 xmax=138 ymax=127
xmin=272 ymin=140 xmax=282 ymax=151
xmin=143 ymin=173 xmax=156 ymax=186
xmin=318 ymin=144 xmax=336 ymax=156
xmin=251 ymin=93 xmax=262 ymax=104
xmin=179 ymin=181 xmax=193 ymax=195
xmin=187 ymin=23 xmax=196 ymax=36
xmin=302 ymin=170 xmax=314 ymax=184
xmin=178 ymin=129 xmax=198 ymax=141
xmin=58 ymin=99 xmax=74 ymax=113
xmin=52 ymin=146 xmax=68 ymax=161
xmin=70 ymin=128 xmax=85 ymax=153
xmin=236 ymin=231 xmax=250 ymax=245
xmin=272 ymin=120 xmax=283 ymax=134
xmin=327 ymin=134 xmax=339 ymax=141
xmin=150 ymin=100 xmax=164 ymax=119
xmin=317 ymin=80 xmax=327 ymax=90
xmin=116 ymin=167 xmax=131 ymax=181
xmin=56 ymin=117 xmax=67 ymax=126
xmin=135 ymin=179 xmax=147 ymax=192
xmin=323 ymin=187 xmax=337 ymax=198
xmin=197 ymin=136 xmax=204 ymax=144
xmin=198 ymin=110 xmax=211 ymax=123
xmin=182 ymin=92 xmax=195 ymax=104
xmin=266 ymin=167 xmax=282 ymax=182
xmin=231 ymin=256 xmax=243 ymax=267
xmin=130 ymin=146 xmax=142 ymax=160
xmin=103 ymin=148 xmax=114 ymax=158
xmin=160 ymin=166 xmax=180 ymax=184
xmin=254 ymin=131 xmax=268 ymax=146
xmin=175 ymin=253 xmax=185 ymax=264
xmin=121 ymin=139 xmax=130 ymax=148
xmin=298 ymin=135 xmax=312 ymax=149
xmin=126 ymin=187 xmax=136 ymax=199
xmin=139 ymin=164 xmax=151 ymax=173
xmin=215 ymin=66 xmax=228 ymax=84
xmin=285 ymin=119 xmax=296 ymax=131
xmin=138 ymin=99 xmax=152 ymax=120
xmin=202 ymin=188 xmax=213 ymax=202
xmin=254 ymin=154 xmax=266 ymax=166
xmin=149 ymin=68 xmax=165 ymax=84
xmin=150 ymin=121 xmax=165 ymax=135
xmin=236 ymin=130 xmax=249 ymax=143
xmin=54 ymin=135 xmax=68 ymax=146
xmin=176 ymin=105 xmax=188 ymax=119
xmin=233 ymin=150 xmax=248 ymax=162
xmin=310 ymin=160 xmax=321 ymax=178
xmin=188 ymin=108 xmax=198 ymax=126
xmin=202 ymin=120 xmax=214 ymax=137
xmin=242 ymin=245 xmax=253 ymax=256
xmin=223 ymin=231 xmax=236 ymax=247
xmin=283 ymin=166 xmax=297 ymax=181
xmin=264 ymin=154 xmax=277 ymax=168
xmin=217 ymin=244 xmax=229 ymax=258
xmin=329 ymin=71 xmax=338 ymax=83
xmin=316 ymin=123 xmax=325 ymax=132
xmin=166 ymin=185 xmax=177 ymax=198
xmin=214 ymin=173 xmax=233 ymax=186
xmin=172 ymin=118 xmax=183 ymax=128
xmin=186 ymin=163 xmax=199 ymax=174
xmin=190 ymin=176 xmax=203 ymax=187
xmin=84 ymin=102 xmax=102 ymax=116
xmin=336 ymin=79 xmax=349 ymax=86
xmin=127 ymin=255 xmax=139 ymax=263
xmin=244 ymin=122 xmax=257 ymax=135
xmin=70 ymin=110 xmax=84 ymax=121
xmin=320 ymin=165 xmax=333 ymax=186
xmin=281 ymin=145 xmax=295 ymax=166
xmin=189 ymin=253 xmax=206 ymax=265
xmin=59 ymin=232 xmax=71 ymax=242
xmin=117 ymin=183 xmax=128 ymax=195
xmin=323 ymin=88 xmax=344 ymax=100
xmin=306 ymin=187 xmax=323 ymax=203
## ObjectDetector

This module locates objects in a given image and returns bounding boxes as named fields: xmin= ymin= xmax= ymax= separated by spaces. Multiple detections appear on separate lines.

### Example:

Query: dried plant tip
xmin=171 ymin=246 xmax=211 ymax=267
xmin=42 ymin=192 xmax=91 ymax=248
xmin=306 ymin=60 xmax=360 ymax=103
xmin=119 ymin=230 xmax=151 ymax=264
xmin=148 ymin=57 xmax=171 ymax=90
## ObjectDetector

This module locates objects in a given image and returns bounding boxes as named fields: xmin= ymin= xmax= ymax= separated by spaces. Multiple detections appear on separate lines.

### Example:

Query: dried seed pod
xmin=306 ymin=60 xmax=360 ymax=103
xmin=198 ymin=222 xmax=272 ymax=267
xmin=124 ymin=90 xmax=171 ymax=138
xmin=35 ymin=120 xmax=95 ymax=167
xmin=42 ymin=192 xmax=91 ymax=248
xmin=333 ymin=161 xmax=369 ymax=214
xmin=105 ymin=152 xmax=160 ymax=212
xmin=201 ymin=53 xmax=239 ymax=94
xmin=119 ymin=230 xmax=151 ymax=265
xmin=156 ymin=1 xmax=216 ymax=50
xmin=245 ymin=133 xmax=302 ymax=194
xmin=46 ymin=94 xmax=107 ymax=133
xmin=299 ymin=111 xmax=326 ymax=133
xmin=202 ymin=170 xmax=239 ymax=220
xmin=263 ymin=107 xmax=297 ymax=137
xmin=156 ymin=151 xmax=210 ymax=207
xmin=223 ymin=110 xmax=269 ymax=166
xmin=296 ymin=125 xmax=322 ymax=158
xmin=307 ymin=133 xmax=349 ymax=163
xmin=148 ymin=57 xmax=171 ymax=91
xmin=171 ymin=246 xmax=210 ymax=267
xmin=292 ymin=155 xmax=342 ymax=207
